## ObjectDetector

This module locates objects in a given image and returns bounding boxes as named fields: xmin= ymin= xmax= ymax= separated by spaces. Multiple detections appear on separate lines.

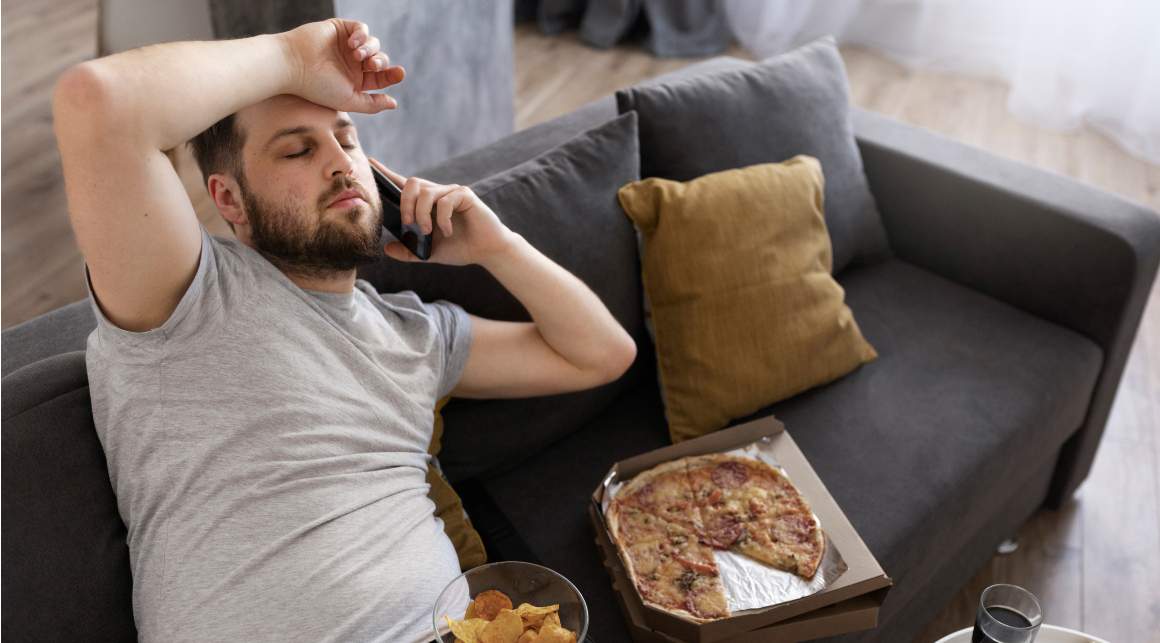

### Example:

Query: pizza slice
xmin=738 ymin=511 xmax=826 ymax=579
xmin=686 ymin=454 xmax=825 ymax=580
xmin=614 ymin=459 xmax=703 ymax=534
xmin=620 ymin=539 xmax=729 ymax=621
xmin=607 ymin=500 xmax=729 ymax=621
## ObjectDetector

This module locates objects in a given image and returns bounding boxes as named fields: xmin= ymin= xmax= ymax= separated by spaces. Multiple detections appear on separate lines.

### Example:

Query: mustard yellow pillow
xmin=617 ymin=155 xmax=878 ymax=443
xmin=428 ymin=396 xmax=487 ymax=570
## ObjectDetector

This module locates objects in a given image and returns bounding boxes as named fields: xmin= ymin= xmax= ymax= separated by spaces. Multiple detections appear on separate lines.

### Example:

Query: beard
xmin=240 ymin=172 xmax=384 ymax=278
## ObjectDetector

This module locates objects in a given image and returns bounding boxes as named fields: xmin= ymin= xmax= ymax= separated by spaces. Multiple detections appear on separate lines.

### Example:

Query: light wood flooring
xmin=3 ymin=4 xmax=1158 ymax=641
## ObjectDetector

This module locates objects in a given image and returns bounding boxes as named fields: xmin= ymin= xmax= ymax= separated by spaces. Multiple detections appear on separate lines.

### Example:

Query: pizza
xmin=605 ymin=453 xmax=825 ymax=621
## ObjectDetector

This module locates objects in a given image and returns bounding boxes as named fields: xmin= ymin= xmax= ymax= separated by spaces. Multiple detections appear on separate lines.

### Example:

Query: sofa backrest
xmin=1 ymin=299 xmax=95 ymax=378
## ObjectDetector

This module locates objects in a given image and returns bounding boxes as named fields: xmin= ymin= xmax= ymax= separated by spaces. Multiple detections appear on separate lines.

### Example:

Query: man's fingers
xmin=361 ymin=36 xmax=380 ymax=58
xmin=362 ymin=64 xmax=404 ymax=90
xmin=400 ymin=178 xmax=423 ymax=225
xmin=369 ymin=159 xmax=409 ymax=188
xmin=435 ymin=189 xmax=464 ymax=236
xmin=363 ymin=51 xmax=389 ymax=72
xmin=347 ymin=91 xmax=396 ymax=114
xmin=354 ymin=35 xmax=381 ymax=62
xmin=424 ymin=186 xmax=465 ymax=236
xmin=347 ymin=21 xmax=369 ymax=48
xmin=414 ymin=188 xmax=438 ymax=234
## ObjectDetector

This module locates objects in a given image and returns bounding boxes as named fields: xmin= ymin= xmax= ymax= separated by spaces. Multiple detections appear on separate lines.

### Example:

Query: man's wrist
xmin=271 ymin=31 xmax=303 ymax=97
xmin=478 ymin=230 xmax=529 ymax=272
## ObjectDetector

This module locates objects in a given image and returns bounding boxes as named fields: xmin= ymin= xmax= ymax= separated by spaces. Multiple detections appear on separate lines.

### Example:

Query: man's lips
xmin=327 ymin=189 xmax=366 ymax=209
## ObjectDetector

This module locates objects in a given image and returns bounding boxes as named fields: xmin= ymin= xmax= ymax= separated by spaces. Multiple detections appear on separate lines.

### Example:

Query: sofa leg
xmin=996 ymin=537 xmax=1019 ymax=554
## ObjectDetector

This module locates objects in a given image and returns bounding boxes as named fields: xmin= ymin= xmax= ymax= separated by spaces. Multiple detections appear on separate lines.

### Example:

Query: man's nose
xmin=324 ymin=142 xmax=357 ymax=179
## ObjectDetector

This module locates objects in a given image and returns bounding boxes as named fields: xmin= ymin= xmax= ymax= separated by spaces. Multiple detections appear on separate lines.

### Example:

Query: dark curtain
xmin=516 ymin=0 xmax=733 ymax=58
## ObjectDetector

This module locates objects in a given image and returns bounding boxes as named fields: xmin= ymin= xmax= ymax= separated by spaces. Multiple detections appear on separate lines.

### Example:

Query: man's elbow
xmin=53 ymin=63 xmax=127 ymax=138
xmin=599 ymin=335 xmax=638 ymax=383
xmin=54 ymin=64 xmax=106 ymax=118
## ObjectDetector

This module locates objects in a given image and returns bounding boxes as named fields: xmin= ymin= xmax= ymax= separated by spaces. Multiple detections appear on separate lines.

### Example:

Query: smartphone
xmin=372 ymin=164 xmax=433 ymax=261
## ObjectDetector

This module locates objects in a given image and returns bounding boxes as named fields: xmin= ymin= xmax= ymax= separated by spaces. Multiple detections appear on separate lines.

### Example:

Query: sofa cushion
xmin=359 ymin=112 xmax=647 ymax=482
xmin=474 ymin=258 xmax=1101 ymax=639
xmin=616 ymin=35 xmax=890 ymax=275
xmin=1 ymin=351 xmax=138 ymax=642
xmin=618 ymin=156 xmax=878 ymax=442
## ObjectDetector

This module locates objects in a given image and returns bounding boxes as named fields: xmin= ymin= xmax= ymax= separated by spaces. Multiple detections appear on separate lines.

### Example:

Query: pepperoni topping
xmin=703 ymin=517 xmax=745 ymax=549
xmin=627 ymin=482 xmax=656 ymax=508
xmin=711 ymin=461 xmax=750 ymax=488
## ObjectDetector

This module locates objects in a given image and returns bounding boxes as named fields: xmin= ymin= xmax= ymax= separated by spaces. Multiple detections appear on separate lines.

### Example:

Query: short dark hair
xmin=188 ymin=113 xmax=246 ymax=233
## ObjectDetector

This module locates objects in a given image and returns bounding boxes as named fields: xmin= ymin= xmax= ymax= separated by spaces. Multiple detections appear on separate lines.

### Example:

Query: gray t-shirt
xmin=82 ymin=223 xmax=473 ymax=643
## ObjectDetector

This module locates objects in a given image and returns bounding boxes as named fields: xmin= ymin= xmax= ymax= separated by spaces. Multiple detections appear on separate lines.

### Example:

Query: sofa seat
xmin=467 ymin=257 xmax=1102 ymax=641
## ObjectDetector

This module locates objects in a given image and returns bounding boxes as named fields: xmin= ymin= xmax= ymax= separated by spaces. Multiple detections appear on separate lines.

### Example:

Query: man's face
xmin=233 ymin=95 xmax=384 ymax=275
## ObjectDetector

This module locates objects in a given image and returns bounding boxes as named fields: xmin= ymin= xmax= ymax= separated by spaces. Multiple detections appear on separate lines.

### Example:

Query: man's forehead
xmin=239 ymin=96 xmax=354 ymax=146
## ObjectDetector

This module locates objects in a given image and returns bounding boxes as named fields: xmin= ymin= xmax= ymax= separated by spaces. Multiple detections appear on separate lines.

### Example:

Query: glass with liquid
xmin=971 ymin=584 xmax=1043 ymax=643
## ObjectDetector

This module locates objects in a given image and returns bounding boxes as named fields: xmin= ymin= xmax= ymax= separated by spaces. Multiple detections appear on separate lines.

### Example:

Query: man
xmin=52 ymin=18 xmax=636 ymax=642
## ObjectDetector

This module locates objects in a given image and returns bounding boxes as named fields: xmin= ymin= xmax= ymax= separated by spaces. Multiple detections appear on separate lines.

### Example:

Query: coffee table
xmin=933 ymin=624 xmax=1110 ymax=643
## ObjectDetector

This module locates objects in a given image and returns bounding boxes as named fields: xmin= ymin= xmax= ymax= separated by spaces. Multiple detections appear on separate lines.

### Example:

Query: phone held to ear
xmin=372 ymin=164 xmax=434 ymax=261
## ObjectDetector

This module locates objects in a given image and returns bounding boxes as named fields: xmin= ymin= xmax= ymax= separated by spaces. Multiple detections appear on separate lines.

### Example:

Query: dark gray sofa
xmin=4 ymin=55 xmax=1158 ymax=643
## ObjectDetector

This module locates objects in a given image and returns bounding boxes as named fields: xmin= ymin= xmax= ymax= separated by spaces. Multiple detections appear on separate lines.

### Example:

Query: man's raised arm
xmin=52 ymin=20 xmax=400 ymax=332
xmin=55 ymin=32 xmax=296 ymax=155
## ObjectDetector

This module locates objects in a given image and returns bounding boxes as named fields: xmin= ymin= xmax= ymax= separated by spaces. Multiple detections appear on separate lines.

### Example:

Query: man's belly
xmin=135 ymin=484 xmax=460 ymax=642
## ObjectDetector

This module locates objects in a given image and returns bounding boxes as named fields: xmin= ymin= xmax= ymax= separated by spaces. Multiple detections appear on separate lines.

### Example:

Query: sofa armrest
xmin=851 ymin=106 xmax=1160 ymax=505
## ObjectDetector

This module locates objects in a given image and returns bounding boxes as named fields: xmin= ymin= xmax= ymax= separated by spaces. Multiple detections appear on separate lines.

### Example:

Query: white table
xmin=933 ymin=624 xmax=1110 ymax=643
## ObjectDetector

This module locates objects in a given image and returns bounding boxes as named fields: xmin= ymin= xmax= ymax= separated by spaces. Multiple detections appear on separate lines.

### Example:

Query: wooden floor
xmin=2 ymin=4 xmax=1157 ymax=640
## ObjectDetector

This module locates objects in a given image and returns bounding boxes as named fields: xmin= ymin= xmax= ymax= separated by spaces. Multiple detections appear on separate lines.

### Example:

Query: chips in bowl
xmin=444 ymin=589 xmax=578 ymax=643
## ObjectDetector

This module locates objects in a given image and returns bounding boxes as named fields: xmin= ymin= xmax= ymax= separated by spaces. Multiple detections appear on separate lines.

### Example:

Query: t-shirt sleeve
xmin=425 ymin=299 xmax=473 ymax=399
xmin=83 ymin=223 xmax=223 ymax=355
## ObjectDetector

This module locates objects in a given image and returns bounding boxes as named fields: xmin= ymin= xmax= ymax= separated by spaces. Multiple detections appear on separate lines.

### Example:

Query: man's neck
xmin=288 ymin=271 xmax=357 ymax=294
xmin=265 ymin=255 xmax=358 ymax=294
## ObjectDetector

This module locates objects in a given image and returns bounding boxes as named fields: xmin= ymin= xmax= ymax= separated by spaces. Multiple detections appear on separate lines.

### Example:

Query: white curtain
xmin=723 ymin=0 xmax=1160 ymax=166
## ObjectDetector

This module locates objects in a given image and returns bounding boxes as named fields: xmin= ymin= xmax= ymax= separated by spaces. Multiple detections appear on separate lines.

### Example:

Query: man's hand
xmin=281 ymin=19 xmax=405 ymax=114
xmin=371 ymin=158 xmax=520 ymax=267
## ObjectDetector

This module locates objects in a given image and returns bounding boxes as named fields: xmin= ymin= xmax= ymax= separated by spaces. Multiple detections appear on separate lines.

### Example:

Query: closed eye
xmin=285 ymin=144 xmax=357 ymax=159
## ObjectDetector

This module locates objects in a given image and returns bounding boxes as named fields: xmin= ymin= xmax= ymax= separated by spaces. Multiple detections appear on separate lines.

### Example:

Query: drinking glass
xmin=971 ymin=583 xmax=1043 ymax=643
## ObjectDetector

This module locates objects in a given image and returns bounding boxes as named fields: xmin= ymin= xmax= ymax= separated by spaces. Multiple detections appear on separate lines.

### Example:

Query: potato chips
xmin=443 ymin=589 xmax=577 ymax=643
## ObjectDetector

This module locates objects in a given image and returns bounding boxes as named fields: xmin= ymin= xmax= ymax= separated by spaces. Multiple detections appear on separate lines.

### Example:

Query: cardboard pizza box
xmin=591 ymin=503 xmax=890 ymax=643
xmin=589 ymin=414 xmax=893 ymax=642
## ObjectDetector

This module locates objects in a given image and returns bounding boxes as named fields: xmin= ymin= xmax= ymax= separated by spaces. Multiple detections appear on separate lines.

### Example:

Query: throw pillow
xmin=358 ymin=112 xmax=646 ymax=481
xmin=617 ymin=155 xmax=878 ymax=443
xmin=428 ymin=395 xmax=487 ymax=570
xmin=616 ymin=35 xmax=890 ymax=275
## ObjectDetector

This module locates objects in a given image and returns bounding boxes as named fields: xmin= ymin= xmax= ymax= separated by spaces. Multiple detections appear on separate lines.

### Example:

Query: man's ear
xmin=207 ymin=173 xmax=247 ymax=229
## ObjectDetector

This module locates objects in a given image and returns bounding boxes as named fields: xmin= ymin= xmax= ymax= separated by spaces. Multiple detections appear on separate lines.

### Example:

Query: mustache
xmin=320 ymin=177 xmax=370 ymax=208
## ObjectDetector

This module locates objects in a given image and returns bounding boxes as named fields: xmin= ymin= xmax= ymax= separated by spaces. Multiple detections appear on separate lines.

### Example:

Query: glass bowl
xmin=431 ymin=561 xmax=589 ymax=642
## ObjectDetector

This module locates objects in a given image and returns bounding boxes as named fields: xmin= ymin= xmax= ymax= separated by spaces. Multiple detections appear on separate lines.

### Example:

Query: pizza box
xmin=589 ymin=414 xmax=893 ymax=643
xmin=591 ymin=506 xmax=890 ymax=642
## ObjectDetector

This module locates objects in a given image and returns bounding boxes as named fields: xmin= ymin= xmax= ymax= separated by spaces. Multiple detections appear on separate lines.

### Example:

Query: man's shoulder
xmin=202 ymin=229 xmax=285 ymax=287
